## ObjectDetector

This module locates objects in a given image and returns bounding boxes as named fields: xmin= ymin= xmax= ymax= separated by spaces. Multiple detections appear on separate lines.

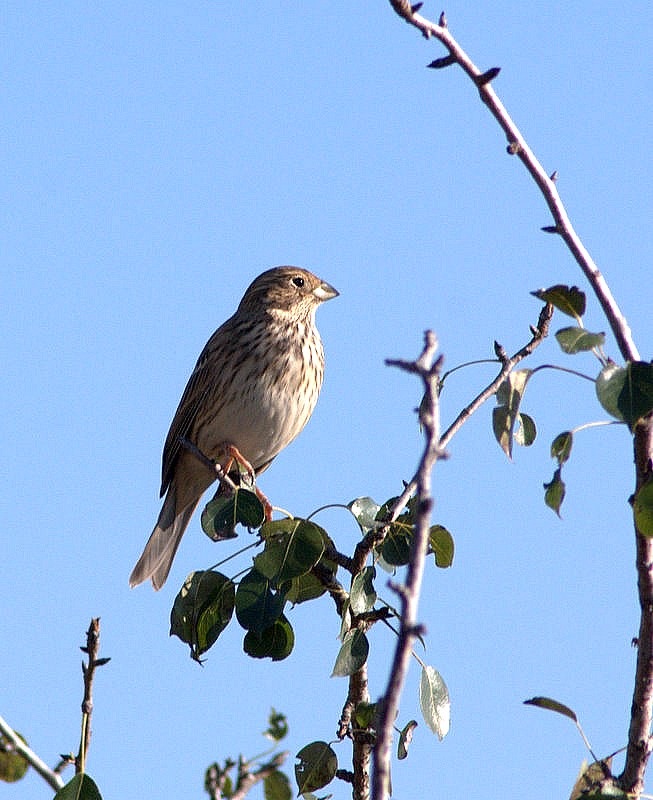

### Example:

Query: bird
xmin=130 ymin=266 xmax=339 ymax=590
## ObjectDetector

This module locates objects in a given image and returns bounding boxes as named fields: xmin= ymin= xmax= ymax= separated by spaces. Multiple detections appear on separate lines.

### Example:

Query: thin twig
xmin=440 ymin=303 xmax=553 ymax=449
xmin=231 ymin=751 xmax=289 ymax=800
xmin=77 ymin=618 xmax=110 ymax=774
xmin=179 ymin=437 xmax=238 ymax=492
xmin=0 ymin=714 xmax=64 ymax=791
xmin=372 ymin=331 xmax=443 ymax=800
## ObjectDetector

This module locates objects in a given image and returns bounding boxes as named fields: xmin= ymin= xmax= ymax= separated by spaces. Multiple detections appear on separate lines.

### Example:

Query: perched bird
xmin=130 ymin=266 xmax=338 ymax=590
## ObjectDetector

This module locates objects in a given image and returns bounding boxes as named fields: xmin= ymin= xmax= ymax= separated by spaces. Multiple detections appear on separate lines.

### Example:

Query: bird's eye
xmin=292 ymin=276 xmax=305 ymax=288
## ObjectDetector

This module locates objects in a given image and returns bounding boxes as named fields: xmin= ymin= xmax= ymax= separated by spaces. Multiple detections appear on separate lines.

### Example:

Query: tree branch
xmin=76 ymin=617 xmax=110 ymax=774
xmin=387 ymin=4 xmax=653 ymax=794
xmin=386 ymin=1 xmax=639 ymax=363
xmin=372 ymin=331 xmax=443 ymax=800
xmin=337 ymin=664 xmax=373 ymax=800
xmin=621 ymin=422 xmax=653 ymax=795
xmin=0 ymin=714 xmax=64 ymax=791
xmin=231 ymin=751 xmax=289 ymax=800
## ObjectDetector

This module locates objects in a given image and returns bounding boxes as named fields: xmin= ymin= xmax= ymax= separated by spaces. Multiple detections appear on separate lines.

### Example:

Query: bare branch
xmin=386 ymin=1 xmax=639 ymax=362
xmin=76 ymin=617 xmax=110 ymax=774
xmin=0 ymin=714 xmax=64 ymax=791
xmin=372 ymin=331 xmax=443 ymax=800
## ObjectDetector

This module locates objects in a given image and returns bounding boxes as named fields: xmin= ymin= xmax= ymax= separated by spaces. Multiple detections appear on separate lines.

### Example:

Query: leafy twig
xmin=231 ymin=751 xmax=289 ymax=800
xmin=0 ymin=714 xmax=64 ymax=791
xmin=386 ymin=3 xmax=653 ymax=794
xmin=440 ymin=303 xmax=553 ymax=450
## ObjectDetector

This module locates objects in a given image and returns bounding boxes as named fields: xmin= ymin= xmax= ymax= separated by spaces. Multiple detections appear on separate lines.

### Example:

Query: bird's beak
xmin=313 ymin=281 xmax=339 ymax=302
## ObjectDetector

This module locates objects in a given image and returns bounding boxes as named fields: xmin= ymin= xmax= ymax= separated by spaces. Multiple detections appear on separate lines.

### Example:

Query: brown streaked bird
xmin=130 ymin=266 xmax=338 ymax=590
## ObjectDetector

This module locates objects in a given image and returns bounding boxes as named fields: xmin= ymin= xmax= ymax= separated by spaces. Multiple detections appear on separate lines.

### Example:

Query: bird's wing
xmin=159 ymin=324 xmax=228 ymax=496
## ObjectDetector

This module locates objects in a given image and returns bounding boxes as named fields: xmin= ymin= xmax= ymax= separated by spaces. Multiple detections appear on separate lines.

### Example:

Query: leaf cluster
xmin=169 ymin=485 xmax=456 ymax=795
xmin=491 ymin=285 xmax=653 ymax=516
xmin=171 ymin=491 xmax=336 ymax=662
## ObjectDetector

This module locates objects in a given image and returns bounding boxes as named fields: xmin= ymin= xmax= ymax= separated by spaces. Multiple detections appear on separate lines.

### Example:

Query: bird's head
xmin=238 ymin=266 xmax=339 ymax=317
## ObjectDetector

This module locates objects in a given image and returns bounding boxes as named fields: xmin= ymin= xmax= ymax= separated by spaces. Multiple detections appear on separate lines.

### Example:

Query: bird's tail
xmin=129 ymin=485 xmax=199 ymax=590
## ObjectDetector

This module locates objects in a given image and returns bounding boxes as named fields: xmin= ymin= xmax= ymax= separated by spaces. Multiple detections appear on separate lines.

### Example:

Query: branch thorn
xmin=541 ymin=225 xmax=560 ymax=234
xmin=493 ymin=341 xmax=508 ymax=363
xmin=438 ymin=11 xmax=448 ymax=27
xmin=549 ymin=169 xmax=558 ymax=182
xmin=475 ymin=67 xmax=501 ymax=86
xmin=427 ymin=53 xmax=456 ymax=69
xmin=410 ymin=2 xmax=423 ymax=12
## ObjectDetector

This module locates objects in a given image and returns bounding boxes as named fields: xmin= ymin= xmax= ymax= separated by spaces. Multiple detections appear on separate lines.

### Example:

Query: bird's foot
xmin=220 ymin=442 xmax=256 ymax=483
xmin=255 ymin=486 xmax=273 ymax=521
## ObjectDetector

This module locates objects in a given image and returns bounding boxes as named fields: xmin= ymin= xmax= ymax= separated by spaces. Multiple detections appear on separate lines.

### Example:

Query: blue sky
xmin=3 ymin=2 xmax=653 ymax=798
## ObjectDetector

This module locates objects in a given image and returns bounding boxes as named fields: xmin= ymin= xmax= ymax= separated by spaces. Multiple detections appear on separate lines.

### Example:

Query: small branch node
xmin=427 ymin=53 xmax=456 ymax=69
xmin=336 ymin=769 xmax=355 ymax=784
xmin=475 ymin=66 xmax=501 ymax=86
xmin=493 ymin=341 xmax=509 ymax=363
xmin=409 ymin=622 xmax=428 ymax=638
xmin=506 ymin=141 xmax=521 ymax=155
xmin=387 ymin=579 xmax=409 ymax=602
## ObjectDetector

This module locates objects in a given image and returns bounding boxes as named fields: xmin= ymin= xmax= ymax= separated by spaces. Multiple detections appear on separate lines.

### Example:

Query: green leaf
xmin=419 ymin=665 xmax=450 ymax=740
xmin=331 ymin=629 xmax=369 ymax=676
xmin=397 ymin=720 xmax=418 ymax=760
xmin=54 ymin=774 xmax=103 ymax=800
xmin=429 ymin=525 xmax=454 ymax=568
xmin=596 ymin=362 xmax=626 ymax=421
xmin=285 ymin=572 xmax=327 ymax=604
xmin=348 ymin=496 xmax=382 ymax=533
xmin=353 ymin=701 xmax=377 ymax=729
xmin=514 ymin=412 xmax=537 ymax=446
xmin=254 ymin=519 xmax=325 ymax=585
xmin=381 ymin=529 xmax=411 ymax=566
xmin=531 ymin=284 xmax=586 ymax=318
xmin=243 ymin=615 xmax=294 ymax=661
xmin=634 ymin=479 xmax=653 ymax=538
xmin=201 ymin=488 xmax=265 ymax=540
xmin=0 ymin=731 xmax=29 ymax=783
xmin=264 ymin=769 xmax=292 ymax=800
xmin=617 ymin=361 xmax=653 ymax=430
xmin=264 ymin=709 xmax=289 ymax=742
xmin=493 ymin=369 xmax=532 ymax=459
xmin=350 ymin=567 xmax=377 ymax=615
xmin=170 ymin=571 xmax=235 ymax=661
xmin=551 ymin=431 xmax=573 ymax=465
xmin=543 ymin=468 xmax=566 ymax=517
xmin=294 ymin=742 xmax=337 ymax=795
xmin=555 ymin=326 xmax=605 ymax=354
xmin=523 ymin=696 xmax=577 ymax=722
xmin=235 ymin=569 xmax=286 ymax=634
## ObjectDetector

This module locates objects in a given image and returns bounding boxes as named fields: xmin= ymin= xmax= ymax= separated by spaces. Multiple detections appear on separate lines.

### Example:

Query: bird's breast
xmin=192 ymin=324 xmax=324 ymax=471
